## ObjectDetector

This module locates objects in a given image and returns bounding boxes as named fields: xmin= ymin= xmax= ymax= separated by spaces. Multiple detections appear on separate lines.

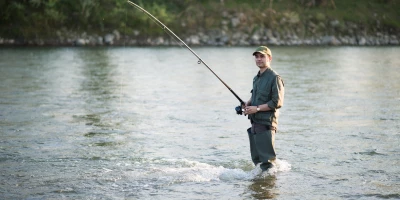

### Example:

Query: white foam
xmin=135 ymin=158 xmax=291 ymax=183
xmin=270 ymin=159 xmax=292 ymax=174
xmin=221 ymin=159 xmax=292 ymax=180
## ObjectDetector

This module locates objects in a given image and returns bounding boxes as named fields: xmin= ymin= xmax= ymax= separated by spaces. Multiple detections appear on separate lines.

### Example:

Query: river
xmin=0 ymin=46 xmax=399 ymax=199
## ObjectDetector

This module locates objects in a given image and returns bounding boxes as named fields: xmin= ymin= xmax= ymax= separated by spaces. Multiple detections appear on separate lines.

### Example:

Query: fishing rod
xmin=127 ymin=1 xmax=246 ymax=109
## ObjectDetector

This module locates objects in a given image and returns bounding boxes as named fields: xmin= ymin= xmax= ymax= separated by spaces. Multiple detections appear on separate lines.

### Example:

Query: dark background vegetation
xmin=1 ymin=0 xmax=399 ymax=41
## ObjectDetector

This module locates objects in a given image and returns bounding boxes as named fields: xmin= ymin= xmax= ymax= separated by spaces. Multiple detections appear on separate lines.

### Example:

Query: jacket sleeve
xmin=267 ymin=75 xmax=284 ymax=110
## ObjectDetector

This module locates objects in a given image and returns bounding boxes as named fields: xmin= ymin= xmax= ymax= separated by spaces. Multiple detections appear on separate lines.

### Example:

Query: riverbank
xmin=1 ymin=1 xmax=399 ymax=47
xmin=1 ymin=28 xmax=398 ymax=47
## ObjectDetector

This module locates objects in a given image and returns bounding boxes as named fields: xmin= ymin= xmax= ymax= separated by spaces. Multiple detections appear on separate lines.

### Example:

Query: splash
xmin=257 ymin=159 xmax=292 ymax=178
xmin=135 ymin=158 xmax=291 ymax=184
xmin=221 ymin=159 xmax=292 ymax=180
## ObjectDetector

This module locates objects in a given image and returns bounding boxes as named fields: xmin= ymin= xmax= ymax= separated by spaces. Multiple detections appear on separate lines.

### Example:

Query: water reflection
xmin=72 ymin=48 xmax=128 ymax=154
xmin=78 ymin=48 xmax=116 ymax=100
xmin=248 ymin=176 xmax=277 ymax=199
xmin=75 ymin=48 xmax=117 ymax=127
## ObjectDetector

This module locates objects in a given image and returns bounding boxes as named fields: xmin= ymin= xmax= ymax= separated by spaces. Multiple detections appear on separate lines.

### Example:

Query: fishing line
xmin=127 ymin=0 xmax=245 ymax=106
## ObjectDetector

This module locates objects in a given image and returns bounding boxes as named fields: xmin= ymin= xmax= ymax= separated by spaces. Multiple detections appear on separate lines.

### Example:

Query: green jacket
xmin=249 ymin=67 xmax=284 ymax=128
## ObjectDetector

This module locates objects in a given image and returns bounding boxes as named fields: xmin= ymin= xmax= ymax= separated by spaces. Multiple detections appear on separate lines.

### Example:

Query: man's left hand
xmin=244 ymin=106 xmax=257 ymax=115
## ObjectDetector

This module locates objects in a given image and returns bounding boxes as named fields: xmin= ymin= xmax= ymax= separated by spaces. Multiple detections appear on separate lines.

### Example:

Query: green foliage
xmin=134 ymin=1 xmax=176 ymax=35
xmin=0 ymin=0 xmax=399 ymax=40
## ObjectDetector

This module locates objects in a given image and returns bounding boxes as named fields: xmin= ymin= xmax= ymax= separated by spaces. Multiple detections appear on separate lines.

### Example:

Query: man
xmin=244 ymin=46 xmax=284 ymax=172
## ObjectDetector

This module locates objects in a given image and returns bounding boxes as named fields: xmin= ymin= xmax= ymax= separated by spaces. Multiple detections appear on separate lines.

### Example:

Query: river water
xmin=0 ymin=46 xmax=399 ymax=199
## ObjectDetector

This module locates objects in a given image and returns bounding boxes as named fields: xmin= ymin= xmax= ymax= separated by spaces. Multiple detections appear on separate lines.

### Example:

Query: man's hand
xmin=244 ymin=106 xmax=258 ymax=115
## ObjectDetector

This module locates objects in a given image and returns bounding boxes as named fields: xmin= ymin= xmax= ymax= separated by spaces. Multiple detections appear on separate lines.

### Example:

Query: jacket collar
xmin=257 ymin=67 xmax=272 ymax=77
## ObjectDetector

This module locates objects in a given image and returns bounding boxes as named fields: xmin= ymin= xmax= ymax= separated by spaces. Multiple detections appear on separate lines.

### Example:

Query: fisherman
xmin=128 ymin=3 xmax=284 ymax=172
xmin=244 ymin=46 xmax=285 ymax=172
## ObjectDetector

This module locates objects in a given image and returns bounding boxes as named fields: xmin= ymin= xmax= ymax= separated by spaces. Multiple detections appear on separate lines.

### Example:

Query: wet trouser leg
xmin=247 ymin=128 xmax=260 ymax=165
xmin=247 ymin=126 xmax=276 ymax=171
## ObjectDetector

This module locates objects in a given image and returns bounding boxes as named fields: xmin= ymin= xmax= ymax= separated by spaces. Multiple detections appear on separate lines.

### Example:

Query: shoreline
xmin=2 ymin=1 xmax=399 ymax=48
xmin=1 ymin=36 xmax=398 ymax=47
xmin=1 ymin=31 xmax=398 ymax=47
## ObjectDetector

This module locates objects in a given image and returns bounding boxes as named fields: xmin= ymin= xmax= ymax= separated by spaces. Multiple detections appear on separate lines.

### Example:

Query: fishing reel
xmin=235 ymin=105 xmax=244 ymax=115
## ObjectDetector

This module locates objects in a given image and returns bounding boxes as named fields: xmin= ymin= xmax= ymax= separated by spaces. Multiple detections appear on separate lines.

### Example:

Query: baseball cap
xmin=252 ymin=46 xmax=272 ymax=56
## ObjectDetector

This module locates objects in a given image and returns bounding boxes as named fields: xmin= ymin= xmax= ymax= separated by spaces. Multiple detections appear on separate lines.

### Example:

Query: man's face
xmin=254 ymin=52 xmax=272 ymax=69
